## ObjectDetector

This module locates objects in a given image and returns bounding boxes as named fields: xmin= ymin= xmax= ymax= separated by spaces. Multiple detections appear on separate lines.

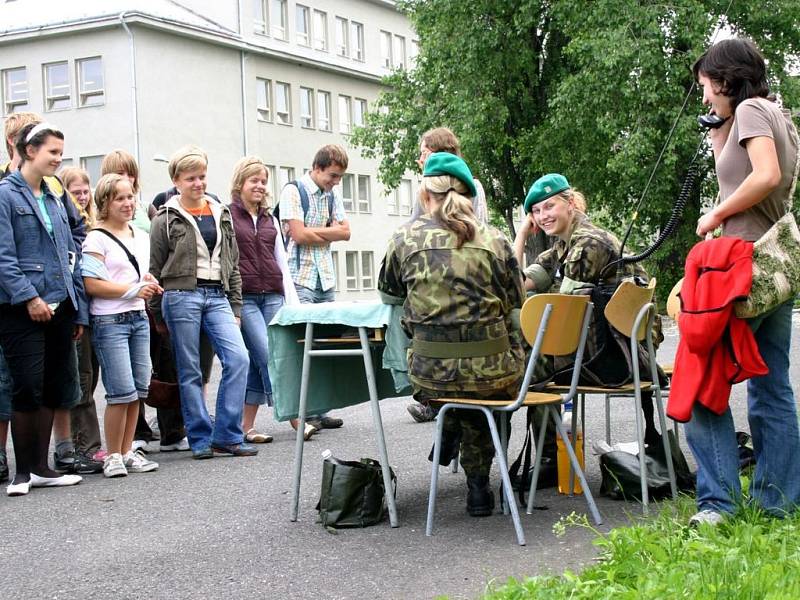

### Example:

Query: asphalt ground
xmin=2 ymin=314 xmax=799 ymax=600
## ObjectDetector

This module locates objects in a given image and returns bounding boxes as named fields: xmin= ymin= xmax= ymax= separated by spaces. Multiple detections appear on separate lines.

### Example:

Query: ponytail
xmin=424 ymin=174 xmax=479 ymax=248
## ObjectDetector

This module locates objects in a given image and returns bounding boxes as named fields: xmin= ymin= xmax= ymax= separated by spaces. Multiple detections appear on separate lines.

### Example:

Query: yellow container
xmin=556 ymin=430 xmax=584 ymax=495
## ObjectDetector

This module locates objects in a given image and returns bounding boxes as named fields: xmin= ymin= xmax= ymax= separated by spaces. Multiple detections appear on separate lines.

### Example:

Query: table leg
xmin=359 ymin=327 xmax=399 ymax=528
xmin=290 ymin=322 xmax=314 ymax=522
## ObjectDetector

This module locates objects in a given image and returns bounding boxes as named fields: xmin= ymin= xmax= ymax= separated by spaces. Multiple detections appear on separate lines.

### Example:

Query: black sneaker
xmin=0 ymin=449 xmax=8 ymax=483
xmin=54 ymin=449 xmax=104 ymax=475
xmin=466 ymin=475 xmax=495 ymax=517
xmin=307 ymin=416 xmax=343 ymax=429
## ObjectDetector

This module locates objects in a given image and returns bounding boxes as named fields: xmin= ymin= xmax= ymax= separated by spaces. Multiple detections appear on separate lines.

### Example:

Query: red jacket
xmin=667 ymin=237 xmax=767 ymax=422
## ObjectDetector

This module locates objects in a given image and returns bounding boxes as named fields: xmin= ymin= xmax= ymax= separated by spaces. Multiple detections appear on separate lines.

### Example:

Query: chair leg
xmin=604 ymin=394 xmax=612 ymax=443
xmin=426 ymin=405 xmax=450 ymax=537
xmin=483 ymin=408 xmax=525 ymax=546
xmin=632 ymin=387 xmax=650 ymax=514
xmin=568 ymin=397 xmax=581 ymax=496
xmin=500 ymin=414 xmax=509 ymax=515
xmin=290 ymin=322 xmax=314 ymax=523
xmin=550 ymin=406 xmax=603 ymax=526
xmin=526 ymin=407 xmax=550 ymax=514
xmin=654 ymin=388 xmax=678 ymax=499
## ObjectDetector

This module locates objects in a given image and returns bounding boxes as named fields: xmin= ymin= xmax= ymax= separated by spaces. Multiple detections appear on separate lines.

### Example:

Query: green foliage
xmin=351 ymin=0 xmax=800 ymax=293
xmin=475 ymin=498 xmax=800 ymax=599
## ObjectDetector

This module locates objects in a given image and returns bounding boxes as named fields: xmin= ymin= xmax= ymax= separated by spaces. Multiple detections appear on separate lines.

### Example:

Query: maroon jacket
xmin=230 ymin=199 xmax=284 ymax=295
xmin=667 ymin=237 xmax=767 ymax=422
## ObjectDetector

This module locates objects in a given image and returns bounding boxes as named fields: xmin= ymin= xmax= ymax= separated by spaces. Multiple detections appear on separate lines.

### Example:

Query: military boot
xmin=466 ymin=475 xmax=494 ymax=517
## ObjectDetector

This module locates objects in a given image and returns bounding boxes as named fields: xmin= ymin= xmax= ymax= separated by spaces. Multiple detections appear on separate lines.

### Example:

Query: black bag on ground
xmin=599 ymin=430 xmax=695 ymax=501
xmin=316 ymin=457 xmax=396 ymax=528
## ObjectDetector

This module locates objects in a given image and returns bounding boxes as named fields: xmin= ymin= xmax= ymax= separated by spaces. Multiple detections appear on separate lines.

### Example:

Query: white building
xmin=0 ymin=0 xmax=419 ymax=300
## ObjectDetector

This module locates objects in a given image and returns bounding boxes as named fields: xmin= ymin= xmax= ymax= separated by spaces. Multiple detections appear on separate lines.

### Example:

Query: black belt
xmin=197 ymin=279 xmax=222 ymax=287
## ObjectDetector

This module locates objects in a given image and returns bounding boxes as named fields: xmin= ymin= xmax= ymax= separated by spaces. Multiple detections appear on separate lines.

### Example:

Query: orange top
xmin=182 ymin=201 xmax=212 ymax=217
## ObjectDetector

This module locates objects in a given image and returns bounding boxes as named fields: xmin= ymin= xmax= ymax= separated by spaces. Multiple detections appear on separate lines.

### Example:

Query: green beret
xmin=423 ymin=152 xmax=477 ymax=197
xmin=523 ymin=173 xmax=570 ymax=213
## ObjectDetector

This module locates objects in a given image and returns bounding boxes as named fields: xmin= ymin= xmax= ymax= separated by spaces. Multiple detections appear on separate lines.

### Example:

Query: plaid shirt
xmin=278 ymin=173 xmax=346 ymax=291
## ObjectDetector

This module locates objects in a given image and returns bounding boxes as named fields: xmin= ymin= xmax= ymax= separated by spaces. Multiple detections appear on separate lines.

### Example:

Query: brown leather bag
xmin=145 ymin=378 xmax=180 ymax=409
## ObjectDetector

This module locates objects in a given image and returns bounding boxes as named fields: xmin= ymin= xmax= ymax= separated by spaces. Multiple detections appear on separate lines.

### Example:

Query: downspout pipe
xmin=238 ymin=0 xmax=249 ymax=154
xmin=119 ymin=12 xmax=141 ymax=168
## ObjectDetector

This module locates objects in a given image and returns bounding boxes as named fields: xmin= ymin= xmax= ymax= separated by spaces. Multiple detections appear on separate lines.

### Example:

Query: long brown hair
xmin=422 ymin=174 xmax=478 ymax=248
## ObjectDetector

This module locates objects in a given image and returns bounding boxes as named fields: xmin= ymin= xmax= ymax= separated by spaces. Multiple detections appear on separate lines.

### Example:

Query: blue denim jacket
xmin=0 ymin=171 xmax=88 ymax=324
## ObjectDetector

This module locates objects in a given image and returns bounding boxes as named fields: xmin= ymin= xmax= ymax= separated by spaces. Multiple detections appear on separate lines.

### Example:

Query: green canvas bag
xmin=317 ymin=457 xmax=396 ymax=528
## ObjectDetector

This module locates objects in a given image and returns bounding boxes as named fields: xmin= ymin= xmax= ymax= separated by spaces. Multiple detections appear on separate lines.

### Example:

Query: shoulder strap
xmin=93 ymin=227 xmax=141 ymax=279
xmin=288 ymin=180 xmax=310 ymax=269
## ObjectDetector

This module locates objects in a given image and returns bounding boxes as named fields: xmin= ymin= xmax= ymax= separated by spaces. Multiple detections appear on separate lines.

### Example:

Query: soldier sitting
xmin=378 ymin=153 xmax=525 ymax=517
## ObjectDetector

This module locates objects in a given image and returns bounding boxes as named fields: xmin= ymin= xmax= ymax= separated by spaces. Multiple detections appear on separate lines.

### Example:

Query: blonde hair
xmin=93 ymin=173 xmax=133 ymax=222
xmin=4 ymin=112 xmax=42 ymax=157
xmin=101 ymin=149 xmax=140 ymax=194
xmin=60 ymin=166 xmax=95 ymax=224
xmin=230 ymin=156 xmax=271 ymax=208
xmin=423 ymin=174 xmax=478 ymax=248
xmin=552 ymin=189 xmax=588 ymax=214
xmin=168 ymin=145 xmax=208 ymax=180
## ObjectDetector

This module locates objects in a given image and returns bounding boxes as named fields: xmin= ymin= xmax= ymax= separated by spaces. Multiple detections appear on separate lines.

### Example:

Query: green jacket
xmin=148 ymin=197 xmax=242 ymax=323
xmin=378 ymin=215 xmax=525 ymax=396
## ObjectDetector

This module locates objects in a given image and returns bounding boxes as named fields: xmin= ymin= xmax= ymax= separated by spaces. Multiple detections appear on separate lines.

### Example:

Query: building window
xmin=317 ymin=90 xmax=331 ymax=131
xmin=393 ymin=35 xmax=406 ymax=70
xmin=256 ymin=78 xmax=272 ymax=122
xmin=335 ymin=17 xmax=348 ymax=57
xmin=380 ymin=30 xmax=393 ymax=69
xmin=81 ymin=155 xmax=103 ymax=184
xmin=361 ymin=251 xmax=374 ymax=289
xmin=2 ymin=67 xmax=29 ymax=114
xmin=350 ymin=21 xmax=364 ymax=61
xmin=399 ymin=179 xmax=413 ymax=215
xmin=357 ymin=175 xmax=371 ymax=213
xmin=340 ymin=173 xmax=354 ymax=212
xmin=409 ymin=39 xmax=419 ymax=69
xmin=278 ymin=166 xmax=295 ymax=188
xmin=345 ymin=251 xmax=359 ymax=291
xmin=253 ymin=0 xmax=267 ymax=34
xmin=386 ymin=189 xmax=399 ymax=215
xmin=353 ymin=98 xmax=367 ymax=128
xmin=299 ymin=87 xmax=314 ymax=128
xmin=76 ymin=57 xmax=104 ymax=107
xmin=338 ymin=95 xmax=351 ymax=134
xmin=295 ymin=4 xmax=310 ymax=46
xmin=275 ymin=82 xmax=291 ymax=125
xmin=313 ymin=10 xmax=328 ymax=51
xmin=44 ymin=61 xmax=71 ymax=111
xmin=271 ymin=0 xmax=287 ymax=40
xmin=265 ymin=164 xmax=278 ymax=203
xmin=331 ymin=250 xmax=340 ymax=291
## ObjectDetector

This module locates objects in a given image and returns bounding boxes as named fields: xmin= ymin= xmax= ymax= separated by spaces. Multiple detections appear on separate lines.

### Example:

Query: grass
xmin=473 ymin=491 xmax=800 ymax=599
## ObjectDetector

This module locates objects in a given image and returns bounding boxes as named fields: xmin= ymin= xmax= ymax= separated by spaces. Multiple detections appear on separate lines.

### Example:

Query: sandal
xmin=245 ymin=429 xmax=273 ymax=444
xmin=303 ymin=423 xmax=318 ymax=441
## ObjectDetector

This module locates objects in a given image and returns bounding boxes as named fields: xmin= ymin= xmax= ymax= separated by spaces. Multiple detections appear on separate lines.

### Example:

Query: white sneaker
xmin=103 ymin=453 xmax=128 ymax=478
xmin=160 ymin=437 xmax=190 ymax=452
xmin=131 ymin=439 xmax=149 ymax=453
xmin=689 ymin=509 xmax=725 ymax=527
xmin=124 ymin=450 xmax=159 ymax=473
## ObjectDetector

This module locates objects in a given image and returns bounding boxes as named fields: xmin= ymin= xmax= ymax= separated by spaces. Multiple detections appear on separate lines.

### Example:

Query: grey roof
xmin=0 ymin=0 xmax=238 ymax=37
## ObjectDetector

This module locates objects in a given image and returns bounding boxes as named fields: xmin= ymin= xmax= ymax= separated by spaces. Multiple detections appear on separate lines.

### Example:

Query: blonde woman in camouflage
xmin=379 ymin=153 xmax=525 ymax=517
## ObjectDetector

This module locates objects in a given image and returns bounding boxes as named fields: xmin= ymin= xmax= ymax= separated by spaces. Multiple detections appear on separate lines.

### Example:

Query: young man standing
xmin=278 ymin=145 xmax=351 ymax=430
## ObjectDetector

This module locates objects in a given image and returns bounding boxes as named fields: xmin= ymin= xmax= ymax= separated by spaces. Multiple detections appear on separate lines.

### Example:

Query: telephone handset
xmin=697 ymin=113 xmax=729 ymax=129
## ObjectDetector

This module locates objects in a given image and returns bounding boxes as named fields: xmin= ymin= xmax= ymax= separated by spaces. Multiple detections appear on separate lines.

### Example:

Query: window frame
xmin=345 ymin=251 xmax=359 ymax=291
xmin=353 ymin=97 xmax=367 ymax=128
xmin=253 ymin=0 xmax=268 ymax=35
xmin=393 ymin=34 xmax=406 ymax=70
xmin=270 ymin=0 xmax=288 ymax=41
xmin=339 ymin=173 xmax=355 ymax=213
xmin=295 ymin=4 xmax=311 ymax=47
xmin=275 ymin=81 xmax=292 ymax=125
xmin=350 ymin=21 xmax=364 ymax=61
xmin=80 ymin=155 xmax=104 ymax=185
xmin=299 ymin=86 xmax=315 ymax=129
xmin=335 ymin=16 xmax=349 ymax=58
xmin=43 ymin=60 xmax=71 ymax=112
xmin=317 ymin=90 xmax=331 ymax=131
xmin=338 ymin=94 xmax=352 ymax=134
xmin=380 ymin=30 xmax=393 ymax=69
xmin=76 ymin=56 xmax=104 ymax=107
xmin=357 ymin=174 xmax=371 ymax=213
xmin=398 ymin=178 xmax=412 ymax=216
xmin=360 ymin=251 xmax=374 ymax=290
xmin=312 ymin=9 xmax=328 ymax=51
xmin=256 ymin=77 xmax=272 ymax=122
xmin=2 ymin=66 xmax=30 ymax=115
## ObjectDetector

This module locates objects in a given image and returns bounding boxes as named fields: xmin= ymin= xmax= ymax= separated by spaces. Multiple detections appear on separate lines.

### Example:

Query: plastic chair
xmin=549 ymin=279 xmax=678 ymax=513
xmin=425 ymin=294 xmax=600 ymax=546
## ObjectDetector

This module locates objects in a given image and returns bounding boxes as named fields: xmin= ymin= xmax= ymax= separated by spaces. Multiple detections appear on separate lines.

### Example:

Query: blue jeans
xmin=91 ymin=310 xmax=151 ymax=405
xmin=685 ymin=301 xmax=800 ymax=515
xmin=241 ymin=293 xmax=284 ymax=406
xmin=162 ymin=288 xmax=249 ymax=450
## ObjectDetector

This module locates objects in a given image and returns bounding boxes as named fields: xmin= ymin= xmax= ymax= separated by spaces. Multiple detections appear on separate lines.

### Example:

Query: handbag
xmin=145 ymin=377 xmax=180 ymax=409
xmin=734 ymin=212 xmax=800 ymax=318
xmin=316 ymin=457 xmax=396 ymax=528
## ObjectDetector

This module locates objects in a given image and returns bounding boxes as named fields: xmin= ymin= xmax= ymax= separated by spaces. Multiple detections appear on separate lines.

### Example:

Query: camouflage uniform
xmin=523 ymin=213 xmax=662 ymax=453
xmin=379 ymin=215 xmax=525 ymax=476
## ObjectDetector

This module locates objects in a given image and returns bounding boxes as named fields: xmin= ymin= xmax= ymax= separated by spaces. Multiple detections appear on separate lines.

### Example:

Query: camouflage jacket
xmin=378 ymin=215 xmax=525 ymax=395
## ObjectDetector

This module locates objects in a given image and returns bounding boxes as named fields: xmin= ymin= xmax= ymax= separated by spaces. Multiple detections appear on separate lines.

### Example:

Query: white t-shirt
xmin=83 ymin=225 xmax=150 ymax=315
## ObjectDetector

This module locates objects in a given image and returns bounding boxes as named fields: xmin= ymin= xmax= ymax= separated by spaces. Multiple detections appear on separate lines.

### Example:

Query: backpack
xmin=273 ymin=180 xmax=336 ymax=269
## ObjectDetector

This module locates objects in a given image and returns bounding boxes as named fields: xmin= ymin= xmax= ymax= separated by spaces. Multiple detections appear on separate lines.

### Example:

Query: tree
xmin=351 ymin=0 xmax=800 ymax=290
